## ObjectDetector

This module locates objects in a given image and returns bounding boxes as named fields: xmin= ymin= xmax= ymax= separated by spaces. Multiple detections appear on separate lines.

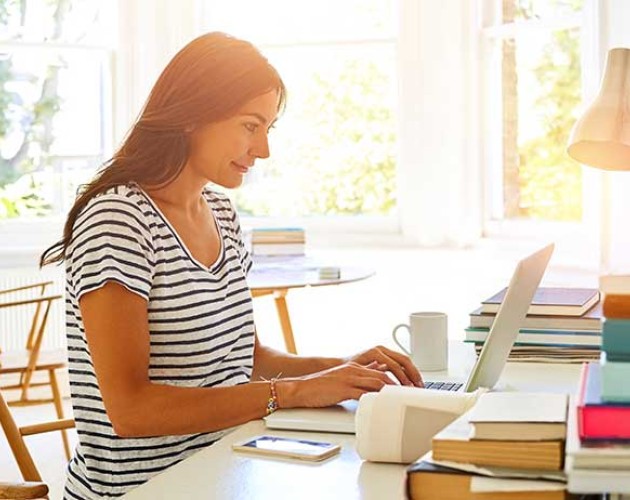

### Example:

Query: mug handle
xmin=392 ymin=323 xmax=411 ymax=355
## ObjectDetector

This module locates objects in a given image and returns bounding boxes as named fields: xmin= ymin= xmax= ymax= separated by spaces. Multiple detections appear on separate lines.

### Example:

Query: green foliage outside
xmin=516 ymin=0 xmax=583 ymax=221
xmin=0 ymin=0 xmax=65 ymax=219
xmin=234 ymin=59 xmax=397 ymax=216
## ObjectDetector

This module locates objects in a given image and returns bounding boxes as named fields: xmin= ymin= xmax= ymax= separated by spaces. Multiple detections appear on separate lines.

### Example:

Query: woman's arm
xmin=252 ymin=333 xmax=424 ymax=387
xmin=251 ymin=337 xmax=343 ymax=379
xmin=80 ymin=282 xmax=394 ymax=438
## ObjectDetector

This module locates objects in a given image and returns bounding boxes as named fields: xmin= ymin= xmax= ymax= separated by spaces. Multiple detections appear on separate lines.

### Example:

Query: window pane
xmin=233 ymin=43 xmax=397 ymax=216
xmin=0 ymin=0 xmax=112 ymax=45
xmin=0 ymin=0 xmax=111 ymax=220
xmin=512 ymin=0 xmax=583 ymax=21
xmin=486 ymin=0 xmax=583 ymax=221
xmin=513 ymin=26 xmax=582 ymax=220
xmin=204 ymin=0 xmax=398 ymax=218
xmin=0 ymin=49 xmax=108 ymax=218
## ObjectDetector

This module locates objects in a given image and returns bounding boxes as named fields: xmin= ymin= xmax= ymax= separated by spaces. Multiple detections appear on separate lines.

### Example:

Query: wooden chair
xmin=0 ymin=281 xmax=70 ymax=459
xmin=0 ymin=389 xmax=75 ymax=499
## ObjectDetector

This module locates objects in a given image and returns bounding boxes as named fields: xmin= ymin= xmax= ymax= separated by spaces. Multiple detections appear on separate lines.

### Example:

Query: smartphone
xmin=231 ymin=435 xmax=341 ymax=462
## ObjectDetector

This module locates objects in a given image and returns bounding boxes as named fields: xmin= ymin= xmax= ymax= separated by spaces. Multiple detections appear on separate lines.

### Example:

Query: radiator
xmin=0 ymin=268 xmax=66 ymax=351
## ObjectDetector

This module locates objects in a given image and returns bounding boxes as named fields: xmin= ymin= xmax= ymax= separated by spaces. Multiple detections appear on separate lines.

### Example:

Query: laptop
xmin=264 ymin=243 xmax=555 ymax=434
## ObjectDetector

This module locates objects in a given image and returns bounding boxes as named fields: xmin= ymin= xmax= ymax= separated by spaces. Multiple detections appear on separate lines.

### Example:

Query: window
xmin=0 ymin=0 xmax=113 ymax=221
xmin=480 ymin=0 xmax=585 ymax=224
xmin=201 ymin=0 xmax=398 ymax=221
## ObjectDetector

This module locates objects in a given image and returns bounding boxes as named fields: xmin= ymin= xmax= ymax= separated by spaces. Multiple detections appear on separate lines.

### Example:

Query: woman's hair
xmin=40 ymin=32 xmax=286 ymax=267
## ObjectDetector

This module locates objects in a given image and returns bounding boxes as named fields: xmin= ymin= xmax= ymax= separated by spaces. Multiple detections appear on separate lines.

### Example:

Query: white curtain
xmin=113 ymin=0 xmax=199 ymax=146
xmin=396 ymin=0 xmax=482 ymax=247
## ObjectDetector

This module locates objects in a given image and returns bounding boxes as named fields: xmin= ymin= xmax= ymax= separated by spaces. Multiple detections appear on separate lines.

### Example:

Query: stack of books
xmin=565 ymin=274 xmax=630 ymax=495
xmin=251 ymin=227 xmax=306 ymax=256
xmin=406 ymin=392 xmax=570 ymax=499
xmin=566 ymin=363 xmax=630 ymax=494
xmin=600 ymin=275 xmax=630 ymax=403
xmin=466 ymin=287 xmax=602 ymax=362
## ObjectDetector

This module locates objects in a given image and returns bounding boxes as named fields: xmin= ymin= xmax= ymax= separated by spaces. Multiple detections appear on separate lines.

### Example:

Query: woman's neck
xmin=142 ymin=170 xmax=207 ymax=216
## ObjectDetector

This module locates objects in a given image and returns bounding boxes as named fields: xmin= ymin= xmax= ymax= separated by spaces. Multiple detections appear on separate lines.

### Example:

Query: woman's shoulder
xmin=85 ymin=183 xmax=145 ymax=207
xmin=78 ymin=183 xmax=149 ymax=224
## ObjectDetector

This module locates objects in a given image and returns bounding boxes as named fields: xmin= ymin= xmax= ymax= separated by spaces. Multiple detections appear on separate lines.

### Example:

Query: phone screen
xmin=232 ymin=435 xmax=341 ymax=461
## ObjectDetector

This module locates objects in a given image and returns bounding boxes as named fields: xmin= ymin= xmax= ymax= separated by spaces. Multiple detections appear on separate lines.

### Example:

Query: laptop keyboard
xmin=424 ymin=381 xmax=464 ymax=391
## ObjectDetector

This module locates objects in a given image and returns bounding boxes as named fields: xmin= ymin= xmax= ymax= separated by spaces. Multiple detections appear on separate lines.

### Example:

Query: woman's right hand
xmin=275 ymin=361 xmax=394 ymax=408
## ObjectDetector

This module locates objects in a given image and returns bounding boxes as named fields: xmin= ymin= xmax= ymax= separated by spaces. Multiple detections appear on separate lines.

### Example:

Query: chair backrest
xmin=0 ymin=281 xmax=61 ymax=355
xmin=0 ymin=389 xmax=74 ymax=482
xmin=0 ymin=283 xmax=64 ymax=398
xmin=0 ymin=388 xmax=42 ymax=481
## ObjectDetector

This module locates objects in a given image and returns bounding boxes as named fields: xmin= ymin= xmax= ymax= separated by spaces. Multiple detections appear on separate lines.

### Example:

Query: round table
xmin=247 ymin=256 xmax=374 ymax=354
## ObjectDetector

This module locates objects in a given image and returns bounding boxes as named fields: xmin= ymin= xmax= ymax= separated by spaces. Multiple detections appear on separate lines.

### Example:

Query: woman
xmin=41 ymin=32 xmax=423 ymax=499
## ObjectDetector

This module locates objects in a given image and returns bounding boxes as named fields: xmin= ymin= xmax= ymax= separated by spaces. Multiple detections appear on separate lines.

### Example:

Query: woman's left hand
xmin=345 ymin=345 xmax=424 ymax=387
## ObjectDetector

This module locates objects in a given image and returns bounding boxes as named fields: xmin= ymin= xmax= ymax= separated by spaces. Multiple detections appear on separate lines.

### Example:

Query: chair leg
xmin=49 ymin=369 xmax=71 ymax=461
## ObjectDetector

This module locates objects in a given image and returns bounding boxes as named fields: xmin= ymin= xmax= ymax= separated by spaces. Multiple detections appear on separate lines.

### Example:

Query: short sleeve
xmin=67 ymin=194 xmax=155 ymax=302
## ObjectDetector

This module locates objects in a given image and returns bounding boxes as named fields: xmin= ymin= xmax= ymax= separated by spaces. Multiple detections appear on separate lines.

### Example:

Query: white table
xmin=122 ymin=342 xmax=583 ymax=500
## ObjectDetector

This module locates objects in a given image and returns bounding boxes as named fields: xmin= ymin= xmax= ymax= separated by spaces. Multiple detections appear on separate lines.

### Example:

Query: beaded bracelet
xmin=266 ymin=377 xmax=279 ymax=415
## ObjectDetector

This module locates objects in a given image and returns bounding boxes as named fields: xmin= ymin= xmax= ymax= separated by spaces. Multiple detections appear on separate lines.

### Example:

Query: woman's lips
xmin=233 ymin=162 xmax=250 ymax=174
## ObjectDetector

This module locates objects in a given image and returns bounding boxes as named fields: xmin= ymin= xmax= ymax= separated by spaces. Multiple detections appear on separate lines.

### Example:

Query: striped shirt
xmin=63 ymin=183 xmax=254 ymax=499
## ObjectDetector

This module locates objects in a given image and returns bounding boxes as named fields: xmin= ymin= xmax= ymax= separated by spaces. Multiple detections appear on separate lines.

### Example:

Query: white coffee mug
xmin=392 ymin=312 xmax=448 ymax=372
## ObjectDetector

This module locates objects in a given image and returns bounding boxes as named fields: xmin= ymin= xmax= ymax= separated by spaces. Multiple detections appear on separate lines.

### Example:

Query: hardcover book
xmin=577 ymin=362 xmax=630 ymax=441
xmin=481 ymin=287 xmax=599 ymax=316
xmin=464 ymin=327 xmax=601 ymax=347
xmin=467 ymin=392 xmax=568 ymax=441
xmin=600 ymin=274 xmax=630 ymax=295
xmin=469 ymin=303 xmax=603 ymax=331
xmin=602 ymin=294 xmax=630 ymax=319
xmin=566 ymin=397 xmax=630 ymax=470
xmin=407 ymin=458 xmax=566 ymax=500
xmin=470 ymin=343 xmax=600 ymax=363
xmin=602 ymin=318 xmax=630 ymax=357
xmin=601 ymin=352 xmax=630 ymax=403
xmin=431 ymin=414 xmax=564 ymax=471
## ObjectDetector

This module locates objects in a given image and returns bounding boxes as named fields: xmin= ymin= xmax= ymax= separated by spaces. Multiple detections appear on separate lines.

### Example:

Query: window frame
xmin=477 ymin=0 xmax=602 ymax=270
xmin=0 ymin=4 xmax=115 ymax=261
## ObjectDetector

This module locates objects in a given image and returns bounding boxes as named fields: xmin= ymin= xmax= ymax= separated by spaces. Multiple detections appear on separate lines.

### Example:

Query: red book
xmin=577 ymin=362 xmax=630 ymax=441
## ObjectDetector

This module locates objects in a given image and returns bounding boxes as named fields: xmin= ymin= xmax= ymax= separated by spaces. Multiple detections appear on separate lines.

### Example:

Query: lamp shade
xmin=567 ymin=47 xmax=630 ymax=170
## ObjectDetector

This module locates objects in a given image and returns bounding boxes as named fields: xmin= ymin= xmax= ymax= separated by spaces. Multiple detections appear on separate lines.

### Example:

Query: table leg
xmin=273 ymin=290 xmax=297 ymax=354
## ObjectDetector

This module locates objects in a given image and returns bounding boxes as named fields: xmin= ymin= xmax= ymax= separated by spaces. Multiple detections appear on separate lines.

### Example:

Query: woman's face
xmin=186 ymin=89 xmax=279 ymax=189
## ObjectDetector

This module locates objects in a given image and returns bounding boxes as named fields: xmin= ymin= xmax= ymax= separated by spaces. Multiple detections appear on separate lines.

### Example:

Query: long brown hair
xmin=40 ymin=32 xmax=286 ymax=267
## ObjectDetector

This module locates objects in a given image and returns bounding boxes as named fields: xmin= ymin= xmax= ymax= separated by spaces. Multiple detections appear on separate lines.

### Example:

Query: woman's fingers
xmin=297 ymin=359 xmax=414 ymax=407
xmin=377 ymin=346 xmax=424 ymax=387
xmin=353 ymin=347 xmax=422 ymax=387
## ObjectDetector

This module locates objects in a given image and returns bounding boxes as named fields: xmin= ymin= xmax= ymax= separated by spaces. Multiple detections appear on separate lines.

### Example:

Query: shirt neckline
xmin=136 ymin=184 xmax=225 ymax=273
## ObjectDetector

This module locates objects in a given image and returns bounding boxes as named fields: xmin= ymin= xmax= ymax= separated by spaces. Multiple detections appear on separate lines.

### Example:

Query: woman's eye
xmin=244 ymin=123 xmax=258 ymax=132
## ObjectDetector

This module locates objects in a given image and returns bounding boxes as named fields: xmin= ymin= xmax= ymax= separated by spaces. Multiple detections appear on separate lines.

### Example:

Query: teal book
xmin=602 ymin=318 xmax=630 ymax=357
xmin=601 ymin=352 xmax=630 ymax=403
